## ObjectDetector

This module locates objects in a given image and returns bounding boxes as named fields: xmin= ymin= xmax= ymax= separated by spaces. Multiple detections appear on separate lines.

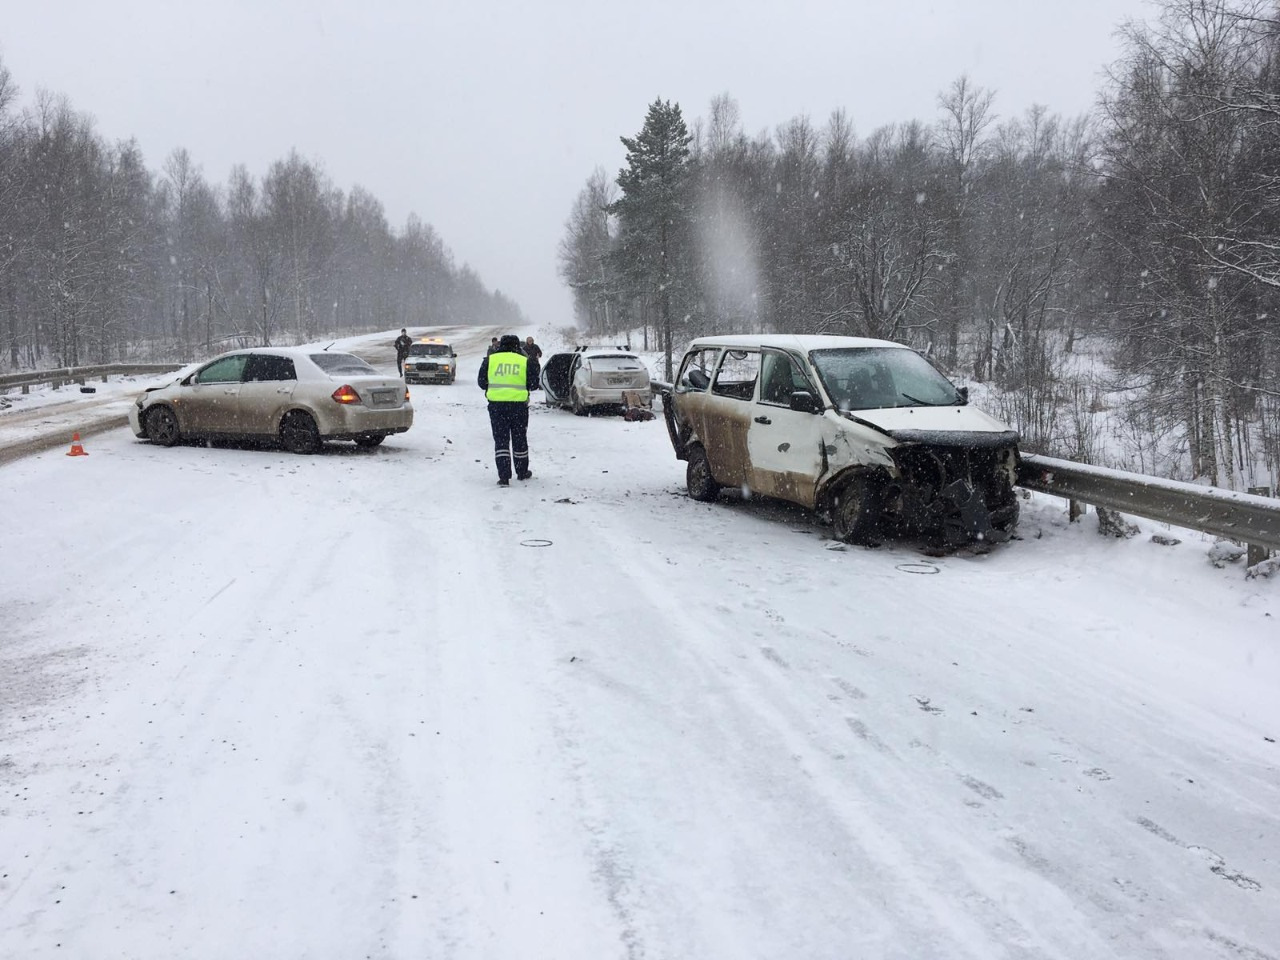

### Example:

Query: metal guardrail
xmin=1018 ymin=453 xmax=1280 ymax=552
xmin=0 ymin=363 xmax=182 ymax=392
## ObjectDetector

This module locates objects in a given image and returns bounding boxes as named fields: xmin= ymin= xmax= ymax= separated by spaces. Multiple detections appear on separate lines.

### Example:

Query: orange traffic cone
xmin=66 ymin=432 xmax=88 ymax=457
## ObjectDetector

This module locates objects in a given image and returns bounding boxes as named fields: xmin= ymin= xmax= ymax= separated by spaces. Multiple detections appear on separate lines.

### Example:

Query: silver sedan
xmin=129 ymin=348 xmax=413 ymax=453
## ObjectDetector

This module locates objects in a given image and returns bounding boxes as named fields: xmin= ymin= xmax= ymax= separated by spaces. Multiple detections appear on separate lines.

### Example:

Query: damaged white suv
xmin=657 ymin=335 xmax=1020 ymax=547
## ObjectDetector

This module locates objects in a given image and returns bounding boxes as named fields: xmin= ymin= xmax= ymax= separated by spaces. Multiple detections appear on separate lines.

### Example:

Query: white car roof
xmin=684 ymin=334 xmax=911 ymax=352
xmin=210 ymin=346 xmax=345 ymax=359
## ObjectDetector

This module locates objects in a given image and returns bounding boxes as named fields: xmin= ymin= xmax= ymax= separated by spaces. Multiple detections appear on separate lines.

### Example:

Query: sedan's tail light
xmin=404 ymin=388 xmax=411 ymax=402
xmin=332 ymin=384 xmax=362 ymax=404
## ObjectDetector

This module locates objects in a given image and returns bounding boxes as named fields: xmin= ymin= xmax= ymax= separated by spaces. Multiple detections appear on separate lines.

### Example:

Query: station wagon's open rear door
xmin=541 ymin=353 xmax=574 ymax=406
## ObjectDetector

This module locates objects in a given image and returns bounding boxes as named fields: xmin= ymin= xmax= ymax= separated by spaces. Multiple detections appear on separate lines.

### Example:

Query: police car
xmin=403 ymin=338 xmax=457 ymax=384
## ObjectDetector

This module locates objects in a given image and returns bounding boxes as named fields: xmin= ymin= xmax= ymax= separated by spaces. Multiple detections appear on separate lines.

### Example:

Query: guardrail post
xmin=1247 ymin=486 xmax=1274 ymax=567
xmin=1069 ymin=499 xmax=1085 ymax=523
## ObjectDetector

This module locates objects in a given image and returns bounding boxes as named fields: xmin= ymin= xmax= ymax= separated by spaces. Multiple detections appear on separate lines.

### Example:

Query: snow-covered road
xmin=2 ymin=329 xmax=1277 ymax=959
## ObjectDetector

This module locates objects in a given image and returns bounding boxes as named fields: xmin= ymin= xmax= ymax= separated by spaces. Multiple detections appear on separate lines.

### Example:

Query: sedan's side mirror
xmin=956 ymin=385 xmax=970 ymax=405
xmin=789 ymin=390 xmax=822 ymax=414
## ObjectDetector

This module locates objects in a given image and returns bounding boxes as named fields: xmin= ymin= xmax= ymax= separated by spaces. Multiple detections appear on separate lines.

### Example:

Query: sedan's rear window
xmin=309 ymin=353 xmax=378 ymax=376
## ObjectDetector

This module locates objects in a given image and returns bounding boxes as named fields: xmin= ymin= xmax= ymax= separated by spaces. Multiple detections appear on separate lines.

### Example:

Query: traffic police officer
xmin=478 ymin=334 xmax=539 ymax=485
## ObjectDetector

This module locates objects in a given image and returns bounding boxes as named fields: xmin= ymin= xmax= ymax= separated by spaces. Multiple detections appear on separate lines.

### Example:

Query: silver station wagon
xmin=130 ymin=347 xmax=414 ymax=454
xmin=541 ymin=346 xmax=652 ymax=415
xmin=658 ymin=334 xmax=1021 ymax=547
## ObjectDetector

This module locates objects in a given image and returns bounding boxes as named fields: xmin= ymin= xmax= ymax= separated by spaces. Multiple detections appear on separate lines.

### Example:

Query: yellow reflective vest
xmin=486 ymin=352 xmax=529 ymax=402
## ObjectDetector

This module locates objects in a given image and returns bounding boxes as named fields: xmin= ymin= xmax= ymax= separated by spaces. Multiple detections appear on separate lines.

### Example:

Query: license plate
xmin=607 ymin=376 xmax=630 ymax=385
xmin=371 ymin=389 xmax=398 ymax=406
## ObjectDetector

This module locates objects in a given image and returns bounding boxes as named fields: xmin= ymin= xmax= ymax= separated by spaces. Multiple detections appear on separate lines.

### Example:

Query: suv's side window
xmin=759 ymin=351 xmax=813 ymax=406
xmin=244 ymin=355 xmax=297 ymax=382
xmin=677 ymin=348 xmax=720 ymax=392
xmin=194 ymin=355 xmax=249 ymax=384
xmin=711 ymin=350 xmax=760 ymax=401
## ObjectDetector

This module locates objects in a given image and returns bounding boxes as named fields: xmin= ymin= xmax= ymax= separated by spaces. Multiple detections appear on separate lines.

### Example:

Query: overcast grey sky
xmin=1 ymin=0 xmax=1153 ymax=330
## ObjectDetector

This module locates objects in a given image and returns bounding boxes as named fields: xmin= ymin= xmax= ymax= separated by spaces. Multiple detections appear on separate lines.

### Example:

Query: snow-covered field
xmin=1 ymin=328 xmax=1277 ymax=959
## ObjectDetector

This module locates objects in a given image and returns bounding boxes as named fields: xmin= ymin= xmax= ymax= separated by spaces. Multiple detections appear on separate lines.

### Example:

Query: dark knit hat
xmin=498 ymin=334 xmax=522 ymax=351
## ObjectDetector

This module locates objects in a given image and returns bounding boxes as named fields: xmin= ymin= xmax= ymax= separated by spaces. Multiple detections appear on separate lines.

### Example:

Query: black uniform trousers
xmin=488 ymin=401 xmax=529 ymax=481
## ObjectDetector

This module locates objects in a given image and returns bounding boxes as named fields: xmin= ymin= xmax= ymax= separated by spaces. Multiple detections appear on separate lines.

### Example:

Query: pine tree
xmin=609 ymin=99 xmax=693 ymax=379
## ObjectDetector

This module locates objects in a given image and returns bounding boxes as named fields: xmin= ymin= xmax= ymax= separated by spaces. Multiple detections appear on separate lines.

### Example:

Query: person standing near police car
xmin=478 ymin=334 xmax=539 ymax=485
xmin=393 ymin=328 xmax=413 ymax=376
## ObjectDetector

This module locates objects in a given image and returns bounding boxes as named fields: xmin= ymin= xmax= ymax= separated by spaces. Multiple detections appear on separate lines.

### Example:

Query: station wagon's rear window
xmin=587 ymin=355 xmax=642 ymax=372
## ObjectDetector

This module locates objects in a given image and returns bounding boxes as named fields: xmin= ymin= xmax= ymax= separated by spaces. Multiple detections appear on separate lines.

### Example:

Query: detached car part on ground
xmin=404 ymin=339 xmax=458 ymax=384
xmin=542 ymin=346 xmax=652 ymax=415
xmin=658 ymin=335 xmax=1020 ymax=548
xmin=129 ymin=348 xmax=413 ymax=454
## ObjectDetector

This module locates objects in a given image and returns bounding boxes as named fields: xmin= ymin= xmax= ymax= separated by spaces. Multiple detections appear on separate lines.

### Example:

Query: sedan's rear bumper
xmin=318 ymin=403 xmax=414 ymax=437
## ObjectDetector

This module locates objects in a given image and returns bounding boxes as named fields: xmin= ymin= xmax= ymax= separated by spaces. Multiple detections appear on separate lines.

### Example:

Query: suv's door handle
xmin=754 ymin=415 xmax=771 ymax=424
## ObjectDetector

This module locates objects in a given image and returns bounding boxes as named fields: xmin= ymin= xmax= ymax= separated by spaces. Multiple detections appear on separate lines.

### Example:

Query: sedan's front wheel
xmin=144 ymin=406 xmax=181 ymax=447
xmin=280 ymin=411 xmax=321 ymax=455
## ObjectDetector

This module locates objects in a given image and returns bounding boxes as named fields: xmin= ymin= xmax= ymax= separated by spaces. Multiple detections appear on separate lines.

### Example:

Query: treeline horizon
xmin=0 ymin=57 xmax=525 ymax=371
xmin=560 ymin=0 xmax=1280 ymax=489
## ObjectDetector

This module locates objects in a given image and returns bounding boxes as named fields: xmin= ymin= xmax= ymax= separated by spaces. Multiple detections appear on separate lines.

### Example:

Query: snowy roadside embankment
xmin=0 ymin=336 xmax=1276 ymax=958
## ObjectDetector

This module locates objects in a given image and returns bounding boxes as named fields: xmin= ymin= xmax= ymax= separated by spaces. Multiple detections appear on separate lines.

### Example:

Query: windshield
xmin=810 ymin=347 xmax=961 ymax=411
xmin=409 ymin=343 xmax=451 ymax=357
xmin=309 ymin=353 xmax=379 ymax=377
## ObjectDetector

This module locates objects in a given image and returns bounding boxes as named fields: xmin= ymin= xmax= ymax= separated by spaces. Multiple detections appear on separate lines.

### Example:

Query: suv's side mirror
xmin=956 ymin=385 xmax=970 ymax=405
xmin=789 ymin=390 xmax=822 ymax=414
